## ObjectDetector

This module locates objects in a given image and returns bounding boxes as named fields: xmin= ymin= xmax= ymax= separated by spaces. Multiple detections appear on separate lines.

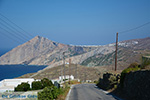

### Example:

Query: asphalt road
xmin=67 ymin=84 xmax=119 ymax=100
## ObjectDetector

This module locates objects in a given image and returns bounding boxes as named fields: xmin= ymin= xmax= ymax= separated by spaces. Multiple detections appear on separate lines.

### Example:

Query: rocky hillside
xmin=18 ymin=64 xmax=102 ymax=81
xmin=0 ymin=36 xmax=150 ymax=71
xmin=0 ymin=36 xmax=114 ymax=65
xmin=0 ymin=36 xmax=92 ymax=65
xmin=81 ymin=37 xmax=150 ymax=70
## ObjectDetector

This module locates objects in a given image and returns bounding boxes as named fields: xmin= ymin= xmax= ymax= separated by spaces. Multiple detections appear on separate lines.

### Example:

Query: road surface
xmin=67 ymin=84 xmax=120 ymax=100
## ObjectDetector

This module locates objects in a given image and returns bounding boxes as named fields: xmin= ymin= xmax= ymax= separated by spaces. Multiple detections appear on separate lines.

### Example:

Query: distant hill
xmin=0 ymin=36 xmax=150 ymax=71
xmin=14 ymin=36 xmax=150 ymax=82
xmin=18 ymin=64 xmax=106 ymax=81
xmin=0 ymin=36 xmax=100 ymax=65
xmin=81 ymin=37 xmax=150 ymax=70
xmin=0 ymin=36 xmax=114 ymax=66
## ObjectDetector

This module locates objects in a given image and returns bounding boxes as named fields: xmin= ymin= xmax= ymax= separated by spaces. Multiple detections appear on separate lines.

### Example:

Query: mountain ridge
xmin=81 ymin=37 xmax=150 ymax=69
xmin=0 ymin=36 xmax=150 ymax=71
xmin=0 ymin=36 xmax=99 ymax=65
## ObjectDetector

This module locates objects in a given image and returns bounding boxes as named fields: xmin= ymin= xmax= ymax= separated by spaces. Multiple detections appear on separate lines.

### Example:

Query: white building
xmin=59 ymin=75 xmax=74 ymax=81
xmin=0 ymin=78 xmax=39 ymax=92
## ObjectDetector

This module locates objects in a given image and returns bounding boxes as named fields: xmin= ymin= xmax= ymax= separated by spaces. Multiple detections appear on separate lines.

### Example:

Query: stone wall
xmin=97 ymin=73 xmax=120 ymax=90
xmin=123 ymin=70 xmax=150 ymax=100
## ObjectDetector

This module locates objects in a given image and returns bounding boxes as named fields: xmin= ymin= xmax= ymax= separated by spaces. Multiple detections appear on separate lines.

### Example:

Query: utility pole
xmin=61 ymin=55 xmax=63 ymax=83
xmin=63 ymin=52 xmax=66 ymax=84
xmin=84 ymin=69 xmax=86 ymax=83
xmin=69 ymin=58 xmax=71 ymax=84
xmin=115 ymin=32 xmax=118 ymax=71
xmin=76 ymin=63 xmax=77 ymax=79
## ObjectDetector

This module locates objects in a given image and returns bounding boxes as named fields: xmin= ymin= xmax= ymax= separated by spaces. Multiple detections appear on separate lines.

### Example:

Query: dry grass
xmin=16 ymin=73 xmax=35 ymax=78
xmin=69 ymin=80 xmax=80 ymax=85
xmin=56 ymin=86 xmax=70 ymax=100
xmin=19 ymin=64 xmax=105 ymax=82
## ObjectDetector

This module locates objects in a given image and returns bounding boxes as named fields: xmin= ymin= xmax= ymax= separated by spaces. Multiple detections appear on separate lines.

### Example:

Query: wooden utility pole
xmin=61 ymin=56 xmax=63 ymax=82
xmin=84 ymin=69 xmax=86 ymax=82
xmin=69 ymin=58 xmax=71 ymax=84
xmin=115 ymin=32 xmax=118 ymax=71
xmin=76 ymin=63 xmax=77 ymax=79
xmin=63 ymin=52 xmax=66 ymax=84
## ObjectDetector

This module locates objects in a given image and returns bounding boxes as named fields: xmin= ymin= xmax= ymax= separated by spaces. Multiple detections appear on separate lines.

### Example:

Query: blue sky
xmin=0 ymin=0 xmax=150 ymax=49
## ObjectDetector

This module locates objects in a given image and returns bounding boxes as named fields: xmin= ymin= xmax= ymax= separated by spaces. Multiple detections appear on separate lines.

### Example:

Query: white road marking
xmin=65 ymin=85 xmax=75 ymax=100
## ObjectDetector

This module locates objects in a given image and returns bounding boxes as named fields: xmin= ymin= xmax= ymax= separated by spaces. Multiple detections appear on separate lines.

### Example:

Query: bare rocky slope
xmin=81 ymin=37 xmax=150 ymax=70
xmin=0 ymin=36 xmax=150 ymax=72
xmin=0 ymin=36 xmax=114 ymax=66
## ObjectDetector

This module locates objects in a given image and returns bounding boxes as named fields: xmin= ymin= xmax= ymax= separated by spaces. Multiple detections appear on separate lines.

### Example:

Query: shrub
xmin=38 ymin=86 xmax=61 ymax=100
xmin=51 ymin=86 xmax=59 ymax=99
xmin=96 ymin=73 xmax=120 ymax=90
xmin=141 ymin=57 xmax=150 ymax=69
xmin=32 ymin=81 xmax=42 ymax=90
xmin=38 ymin=87 xmax=54 ymax=100
xmin=15 ymin=82 xmax=30 ymax=92
xmin=41 ymin=78 xmax=54 ymax=88
xmin=120 ymin=63 xmax=141 ymax=87
xmin=128 ymin=62 xmax=139 ymax=68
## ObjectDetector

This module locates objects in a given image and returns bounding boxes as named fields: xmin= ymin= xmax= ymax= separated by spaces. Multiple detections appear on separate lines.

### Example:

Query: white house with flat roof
xmin=0 ymin=78 xmax=40 ymax=92
xmin=59 ymin=75 xmax=74 ymax=81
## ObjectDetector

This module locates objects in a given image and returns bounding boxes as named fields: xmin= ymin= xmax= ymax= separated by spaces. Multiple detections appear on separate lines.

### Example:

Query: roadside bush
xmin=15 ymin=82 xmax=30 ymax=92
xmin=96 ymin=73 xmax=120 ymax=90
xmin=120 ymin=62 xmax=141 ymax=87
xmin=32 ymin=81 xmax=42 ymax=90
xmin=38 ymin=86 xmax=62 ymax=100
xmin=141 ymin=57 xmax=150 ymax=69
xmin=128 ymin=62 xmax=139 ymax=68
xmin=38 ymin=87 xmax=54 ymax=100
xmin=41 ymin=78 xmax=54 ymax=88
xmin=52 ymin=86 xmax=60 ymax=99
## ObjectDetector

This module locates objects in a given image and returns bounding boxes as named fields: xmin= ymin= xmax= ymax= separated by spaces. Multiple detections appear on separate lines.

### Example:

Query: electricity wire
xmin=119 ymin=22 xmax=150 ymax=34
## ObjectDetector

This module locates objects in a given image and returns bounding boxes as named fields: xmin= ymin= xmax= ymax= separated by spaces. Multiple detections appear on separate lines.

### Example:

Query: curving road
xmin=67 ymin=84 xmax=120 ymax=100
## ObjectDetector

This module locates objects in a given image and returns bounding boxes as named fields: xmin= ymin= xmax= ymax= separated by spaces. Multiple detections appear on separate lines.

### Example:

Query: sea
xmin=0 ymin=65 xmax=47 ymax=81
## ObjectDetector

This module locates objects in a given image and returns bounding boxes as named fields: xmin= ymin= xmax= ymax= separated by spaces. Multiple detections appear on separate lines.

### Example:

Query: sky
xmin=0 ymin=0 xmax=150 ymax=50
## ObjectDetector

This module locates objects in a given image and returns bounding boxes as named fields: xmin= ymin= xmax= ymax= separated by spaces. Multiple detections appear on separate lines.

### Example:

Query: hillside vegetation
xmin=82 ymin=47 xmax=150 ymax=70
xmin=18 ymin=64 xmax=106 ymax=82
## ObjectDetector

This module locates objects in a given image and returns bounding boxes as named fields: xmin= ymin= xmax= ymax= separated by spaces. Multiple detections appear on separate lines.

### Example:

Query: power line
xmin=0 ymin=27 xmax=23 ymax=44
xmin=0 ymin=20 xmax=28 ymax=42
xmin=119 ymin=22 xmax=150 ymax=34
xmin=115 ymin=32 xmax=118 ymax=71
xmin=0 ymin=13 xmax=34 ymax=39
xmin=0 ymin=17 xmax=29 ymax=41
xmin=114 ymin=22 xmax=150 ymax=71
xmin=0 ymin=13 xmax=35 ymax=44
